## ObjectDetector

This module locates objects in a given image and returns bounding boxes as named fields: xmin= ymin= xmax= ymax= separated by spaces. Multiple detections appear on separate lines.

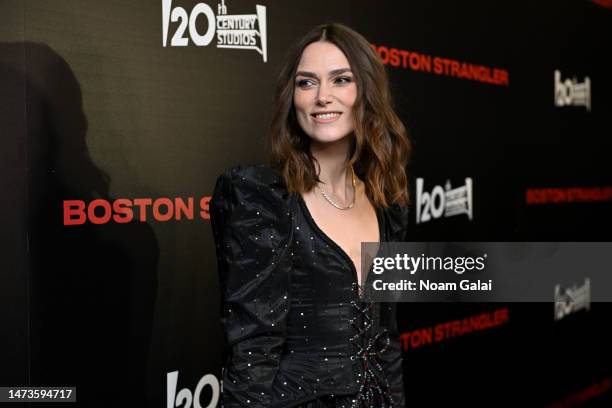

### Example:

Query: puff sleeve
xmin=209 ymin=165 xmax=293 ymax=407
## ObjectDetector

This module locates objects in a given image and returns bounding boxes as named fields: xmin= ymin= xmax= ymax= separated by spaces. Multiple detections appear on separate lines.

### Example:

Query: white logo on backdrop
xmin=554 ymin=278 xmax=591 ymax=321
xmin=554 ymin=69 xmax=591 ymax=111
xmin=416 ymin=178 xmax=473 ymax=224
xmin=162 ymin=0 xmax=268 ymax=62
xmin=167 ymin=371 xmax=220 ymax=408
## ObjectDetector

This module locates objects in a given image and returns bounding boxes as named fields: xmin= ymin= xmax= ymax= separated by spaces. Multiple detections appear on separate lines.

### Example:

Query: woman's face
xmin=293 ymin=41 xmax=357 ymax=145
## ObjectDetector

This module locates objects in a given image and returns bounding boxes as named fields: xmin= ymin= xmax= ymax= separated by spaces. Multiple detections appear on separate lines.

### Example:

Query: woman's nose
xmin=316 ymin=83 xmax=333 ymax=105
xmin=316 ymin=96 xmax=332 ymax=106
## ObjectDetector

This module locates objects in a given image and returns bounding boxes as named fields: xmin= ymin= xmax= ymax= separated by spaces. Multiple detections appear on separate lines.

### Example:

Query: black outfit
xmin=210 ymin=164 xmax=409 ymax=407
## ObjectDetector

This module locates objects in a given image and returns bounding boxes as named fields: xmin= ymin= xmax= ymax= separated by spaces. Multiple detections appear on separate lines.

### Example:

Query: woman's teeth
xmin=314 ymin=113 xmax=340 ymax=119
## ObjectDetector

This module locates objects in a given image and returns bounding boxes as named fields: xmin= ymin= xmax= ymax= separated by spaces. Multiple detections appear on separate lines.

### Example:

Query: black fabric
xmin=210 ymin=164 xmax=409 ymax=407
xmin=296 ymin=394 xmax=359 ymax=408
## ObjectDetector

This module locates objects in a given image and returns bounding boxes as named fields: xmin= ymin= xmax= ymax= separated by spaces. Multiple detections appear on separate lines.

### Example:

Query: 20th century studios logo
xmin=162 ymin=0 xmax=268 ymax=62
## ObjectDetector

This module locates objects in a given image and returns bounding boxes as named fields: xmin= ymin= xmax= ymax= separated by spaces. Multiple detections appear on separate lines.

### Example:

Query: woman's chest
xmin=290 ymin=196 xmax=383 ymax=286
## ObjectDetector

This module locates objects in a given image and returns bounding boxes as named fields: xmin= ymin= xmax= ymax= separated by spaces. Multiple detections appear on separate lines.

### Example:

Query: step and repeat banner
xmin=1 ymin=0 xmax=611 ymax=406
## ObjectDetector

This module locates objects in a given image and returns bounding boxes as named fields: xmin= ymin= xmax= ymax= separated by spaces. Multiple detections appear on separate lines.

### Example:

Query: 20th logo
xmin=162 ymin=0 xmax=216 ymax=47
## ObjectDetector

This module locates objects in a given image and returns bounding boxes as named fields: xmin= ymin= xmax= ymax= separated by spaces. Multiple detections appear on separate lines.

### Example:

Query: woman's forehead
xmin=297 ymin=41 xmax=351 ymax=73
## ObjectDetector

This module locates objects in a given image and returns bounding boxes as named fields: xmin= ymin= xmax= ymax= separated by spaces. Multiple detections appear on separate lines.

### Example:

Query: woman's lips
xmin=311 ymin=112 xmax=342 ymax=123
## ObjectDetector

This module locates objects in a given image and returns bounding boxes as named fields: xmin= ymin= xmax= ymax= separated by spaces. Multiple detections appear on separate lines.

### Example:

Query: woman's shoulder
xmin=210 ymin=163 xmax=293 ymax=244
xmin=212 ymin=163 xmax=291 ymax=207
xmin=383 ymin=202 xmax=411 ymax=242
xmin=220 ymin=163 xmax=286 ymax=188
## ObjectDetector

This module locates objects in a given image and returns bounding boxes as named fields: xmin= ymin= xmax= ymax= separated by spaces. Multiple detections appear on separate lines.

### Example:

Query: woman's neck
xmin=310 ymin=136 xmax=355 ymax=203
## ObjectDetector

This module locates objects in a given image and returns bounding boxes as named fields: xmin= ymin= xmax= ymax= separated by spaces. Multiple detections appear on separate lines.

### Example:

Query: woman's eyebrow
xmin=295 ymin=68 xmax=352 ymax=79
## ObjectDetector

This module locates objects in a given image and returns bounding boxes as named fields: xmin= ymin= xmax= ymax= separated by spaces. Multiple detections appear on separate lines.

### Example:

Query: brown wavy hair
xmin=266 ymin=22 xmax=411 ymax=208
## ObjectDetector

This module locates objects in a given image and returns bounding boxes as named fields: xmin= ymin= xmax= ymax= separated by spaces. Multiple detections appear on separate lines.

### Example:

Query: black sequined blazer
xmin=210 ymin=164 xmax=409 ymax=407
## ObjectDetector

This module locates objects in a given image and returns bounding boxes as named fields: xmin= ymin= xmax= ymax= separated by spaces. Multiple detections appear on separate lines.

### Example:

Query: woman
xmin=210 ymin=23 xmax=411 ymax=407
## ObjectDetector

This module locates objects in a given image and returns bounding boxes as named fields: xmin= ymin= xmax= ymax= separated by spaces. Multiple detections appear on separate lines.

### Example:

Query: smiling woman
xmin=210 ymin=22 xmax=411 ymax=408
xmin=293 ymin=43 xmax=357 ymax=145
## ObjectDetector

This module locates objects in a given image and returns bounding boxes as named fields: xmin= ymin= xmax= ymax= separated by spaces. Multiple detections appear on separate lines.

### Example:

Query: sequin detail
xmin=210 ymin=164 xmax=407 ymax=407
xmin=348 ymin=285 xmax=394 ymax=408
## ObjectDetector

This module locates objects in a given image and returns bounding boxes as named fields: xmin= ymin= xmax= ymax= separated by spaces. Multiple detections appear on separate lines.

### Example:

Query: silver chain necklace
xmin=315 ymin=165 xmax=356 ymax=210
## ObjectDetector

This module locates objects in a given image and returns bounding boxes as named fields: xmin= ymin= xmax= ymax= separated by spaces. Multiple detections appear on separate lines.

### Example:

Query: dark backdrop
xmin=1 ymin=1 xmax=610 ymax=406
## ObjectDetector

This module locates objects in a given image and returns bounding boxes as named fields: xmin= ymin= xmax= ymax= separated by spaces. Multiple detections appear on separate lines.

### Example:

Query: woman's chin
xmin=309 ymin=133 xmax=352 ymax=145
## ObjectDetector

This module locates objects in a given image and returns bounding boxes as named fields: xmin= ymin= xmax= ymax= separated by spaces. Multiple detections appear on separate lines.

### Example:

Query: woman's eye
xmin=335 ymin=76 xmax=353 ymax=84
xmin=296 ymin=79 xmax=315 ymax=88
